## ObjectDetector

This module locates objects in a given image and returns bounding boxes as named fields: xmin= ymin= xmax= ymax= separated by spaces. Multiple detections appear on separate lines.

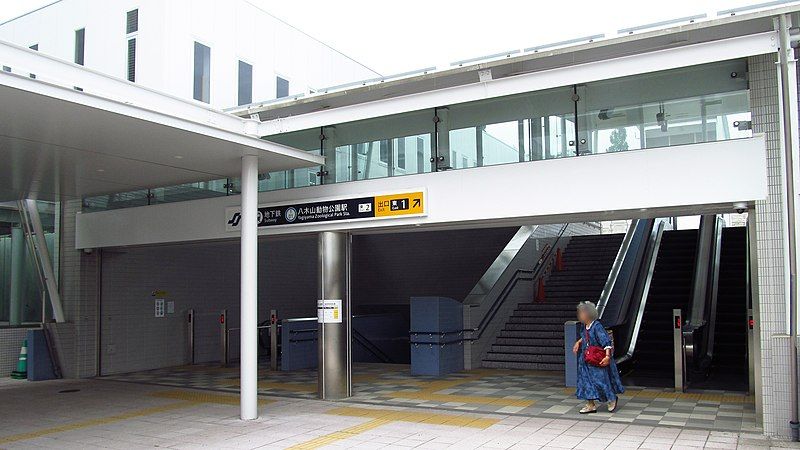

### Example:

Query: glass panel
xmin=263 ymin=128 xmax=322 ymax=189
xmin=0 ymin=201 xmax=57 ymax=326
xmin=579 ymin=59 xmax=751 ymax=154
xmin=321 ymin=110 xmax=434 ymax=183
xmin=276 ymin=76 xmax=289 ymax=98
xmin=83 ymin=190 xmax=150 ymax=212
xmin=238 ymin=61 xmax=253 ymax=106
xmin=74 ymin=28 xmax=85 ymax=65
xmin=193 ymin=42 xmax=211 ymax=103
xmin=444 ymin=86 xmax=576 ymax=169
xmin=150 ymin=180 xmax=228 ymax=205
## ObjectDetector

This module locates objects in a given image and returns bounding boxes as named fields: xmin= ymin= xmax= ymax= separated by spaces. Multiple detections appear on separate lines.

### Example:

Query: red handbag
xmin=583 ymin=328 xmax=607 ymax=367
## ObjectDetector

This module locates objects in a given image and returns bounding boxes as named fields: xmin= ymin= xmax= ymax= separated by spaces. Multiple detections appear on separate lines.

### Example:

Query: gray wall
xmin=96 ymin=227 xmax=521 ymax=375
xmin=352 ymin=228 xmax=517 ymax=310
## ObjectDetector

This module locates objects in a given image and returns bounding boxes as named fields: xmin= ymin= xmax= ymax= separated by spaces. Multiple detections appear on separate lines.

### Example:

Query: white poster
xmin=317 ymin=299 xmax=342 ymax=324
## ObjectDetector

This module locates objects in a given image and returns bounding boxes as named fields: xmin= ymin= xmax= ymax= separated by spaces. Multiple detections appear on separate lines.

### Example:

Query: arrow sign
xmin=412 ymin=198 xmax=421 ymax=208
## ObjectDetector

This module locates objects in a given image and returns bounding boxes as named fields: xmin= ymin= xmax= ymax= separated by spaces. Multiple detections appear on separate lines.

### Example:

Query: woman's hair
xmin=577 ymin=301 xmax=599 ymax=321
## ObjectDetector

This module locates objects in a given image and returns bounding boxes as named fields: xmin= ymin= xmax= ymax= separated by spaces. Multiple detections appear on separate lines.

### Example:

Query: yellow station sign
xmin=374 ymin=192 xmax=425 ymax=217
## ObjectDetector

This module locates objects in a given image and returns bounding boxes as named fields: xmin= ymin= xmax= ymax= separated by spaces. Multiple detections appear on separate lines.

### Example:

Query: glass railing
xmin=83 ymin=58 xmax=752 ymax=212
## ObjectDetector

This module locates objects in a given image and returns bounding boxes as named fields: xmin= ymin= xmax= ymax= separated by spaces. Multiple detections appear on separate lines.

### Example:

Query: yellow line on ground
xmin=290 ymin=406 xmax=500 ymax=449
xmin=327 ymin=406 xmax=500 ymax=429
xmin=0 ymin=401 xmax=193 ymax=445
xmin=288 ymin=418 xmax=392 ymax=450
xmin=0 ymin=389 xmax=273 ymax=446
xmin=150 ymin=390 xmax=274 ymax=405
xmin=389 ymin=391 xmax=534 ymax=407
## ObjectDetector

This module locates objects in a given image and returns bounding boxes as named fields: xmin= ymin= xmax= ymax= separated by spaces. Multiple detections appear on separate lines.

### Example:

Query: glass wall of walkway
xmin=84 ymin=59 xmax=752 ymax=211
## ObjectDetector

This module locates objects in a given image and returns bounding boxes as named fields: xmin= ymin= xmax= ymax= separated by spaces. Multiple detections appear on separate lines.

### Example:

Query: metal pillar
xmin=239 ymin=154 xmax=258 ymax=420
xmin=24 ymin=199 xmax=64 ymax=322
xmin=317 ymin=231 xmax=351 ymax=400
xmin=778 ymin=14 xmax=799 ymax=440
xmin=9 ymin=224 xmax=23 ymax=326
xmin=187 ymin=308 xmax=195 ymax=365
xmin=220 ymin=309 xmax=228 ymax=367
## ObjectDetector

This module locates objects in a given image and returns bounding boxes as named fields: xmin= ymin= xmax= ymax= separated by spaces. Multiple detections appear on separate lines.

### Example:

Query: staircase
xmin=482 ymin=234 xmax=624 ymax=371
xmin=630 ymin=229 xmax=698 ymax=377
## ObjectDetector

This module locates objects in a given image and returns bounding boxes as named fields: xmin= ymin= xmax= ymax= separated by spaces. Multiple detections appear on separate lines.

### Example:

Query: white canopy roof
xmin=0 ymin=40 xmax=323 ymax=201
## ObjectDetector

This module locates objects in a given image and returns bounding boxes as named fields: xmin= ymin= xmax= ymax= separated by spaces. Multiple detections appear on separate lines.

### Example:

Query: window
xmin=396 ymin=138 xmax=406 ymax=170
xmin=126 ymin=9 xmax=138 ymax=34
xmin=29 ymin=44 xmax=38 ymax=51
xmin=193 ymin=42 xmax=211 ymax=103
xmin=74 ymin=28 xmax=85 ymax=65
xmin=238 ymin=61 xmax=253 ymax=106
xmin=127 ymin=38 xmax=136 ymax=82
xmin=276 ymin=76 xmax=289 ymax=98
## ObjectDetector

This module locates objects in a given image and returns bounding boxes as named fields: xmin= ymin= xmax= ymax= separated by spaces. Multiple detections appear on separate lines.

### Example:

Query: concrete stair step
xmin=483 ymin=352 xmax=564 ymax=363
xmin=481 ymin=360 xmax=565 ymax=371
xmin=495 ymin=338 xmax=563 ymax=346
xmin=497 ymin=330 xmax=562 ymax=339
xmin=490 ymin=345 xmax=563 ymax=355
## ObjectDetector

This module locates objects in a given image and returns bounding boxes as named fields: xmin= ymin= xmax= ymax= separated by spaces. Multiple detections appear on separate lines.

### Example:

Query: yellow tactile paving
xmin=290 ymin=405 xmax=500 ymax=448
xmin=288 ymin=418 xmax=392 ymax=449
xmin=150 ymin=389 xmax=274 ymax=405
xmin=388 ymin=391 xmax=534 ymax=407
xmin=0 ymin=401 xmax=193 ymax=445
xmin=327 ymin=406 xmax=500 ymax=429
xmin=383 ymin=372 xmax=536 ymax=407
xmin=0 ymin=389 xmax=272 ymax=446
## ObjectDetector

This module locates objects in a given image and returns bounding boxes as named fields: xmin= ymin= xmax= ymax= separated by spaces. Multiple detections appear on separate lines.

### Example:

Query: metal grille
xmin=126 ymin=9 xmax=138 ymax=34
xmin=127 ymin=38 xmax=136 ymax=82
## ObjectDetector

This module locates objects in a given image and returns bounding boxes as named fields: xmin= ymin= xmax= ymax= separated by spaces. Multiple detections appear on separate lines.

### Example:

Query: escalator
xmin=622 ymin=229 xmax=698 ymax=386
xmin=606 ymin=219 xmax=750 ymax=391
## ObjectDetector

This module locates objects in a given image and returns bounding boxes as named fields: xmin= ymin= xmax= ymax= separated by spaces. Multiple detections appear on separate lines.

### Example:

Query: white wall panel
xmin=76 ymin=137 xmax=768 ymax=249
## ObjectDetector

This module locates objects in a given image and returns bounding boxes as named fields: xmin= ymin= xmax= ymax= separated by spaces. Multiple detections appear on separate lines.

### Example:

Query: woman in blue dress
xmin=572 ymin=301 xmax=625 ymax=414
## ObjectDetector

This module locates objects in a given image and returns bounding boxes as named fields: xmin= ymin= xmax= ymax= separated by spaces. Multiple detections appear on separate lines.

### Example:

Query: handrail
xmin=703 ymin=215 xmax=724 ymax=362
xmin=353 ymin=328 xmax=394 ymax=364
xmin=598 ymin=219 xmax=639 ymax=319
xmin=465 ymin=223 xmax=570 ymax=341
xmin=616 ymin=217 xmax=668 ymax=365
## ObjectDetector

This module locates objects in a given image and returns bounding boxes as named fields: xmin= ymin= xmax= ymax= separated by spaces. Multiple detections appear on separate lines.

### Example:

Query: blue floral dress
xmin=576 ymin=320 xmax=625 ymax=402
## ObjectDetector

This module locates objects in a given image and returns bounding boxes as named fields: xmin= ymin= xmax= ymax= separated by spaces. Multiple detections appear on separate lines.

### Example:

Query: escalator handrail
xmin=615 ymin=217 xmax=668 ymax=365
xmin=598 ymin=219 xmax=640 ymax=319
xmin=703 ymin=216 xmax=724 ymax=362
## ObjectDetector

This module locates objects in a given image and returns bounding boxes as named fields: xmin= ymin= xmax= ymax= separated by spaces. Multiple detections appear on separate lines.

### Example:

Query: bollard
xmin=270 ymin=309 xmax=278 ymax=371
xmin=220 ymin=309 xmax=228 ymax=367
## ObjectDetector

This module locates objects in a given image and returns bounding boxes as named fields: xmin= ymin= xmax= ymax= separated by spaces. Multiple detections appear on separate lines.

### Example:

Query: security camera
xmin=737 ymin=208 xmax=746 ymax=214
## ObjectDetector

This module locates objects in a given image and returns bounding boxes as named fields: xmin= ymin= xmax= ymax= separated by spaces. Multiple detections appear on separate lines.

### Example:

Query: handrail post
xmin=220 ymin=309 xmax=228 ymax=367
xmin=270 ymin=309 xmax=278 ymax=371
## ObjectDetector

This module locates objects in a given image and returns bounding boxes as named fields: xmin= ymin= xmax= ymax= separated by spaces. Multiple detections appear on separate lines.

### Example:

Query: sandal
xmin=608 ymin=400 xmax=617 ymax=413
xmin=579 ymin=404 xmax=597 ymax=414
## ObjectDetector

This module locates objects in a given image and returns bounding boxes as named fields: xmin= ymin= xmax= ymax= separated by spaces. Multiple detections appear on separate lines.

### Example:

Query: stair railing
xmin=464 ymin=223 xmax=570 ymax=342
xmin=352 ymin=326 xmax=394 ymax=364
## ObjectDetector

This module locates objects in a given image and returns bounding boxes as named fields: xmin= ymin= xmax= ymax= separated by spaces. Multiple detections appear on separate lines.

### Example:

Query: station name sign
xmin=225 ymin=191 xmax=425 ymax=231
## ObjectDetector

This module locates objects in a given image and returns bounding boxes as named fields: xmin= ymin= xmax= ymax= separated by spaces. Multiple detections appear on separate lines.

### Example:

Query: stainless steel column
xmin=317 ymin=231 xmax=351 ymax=400
xmin=270 ymin=309 xmax=278 ymax=371
xmin=188 ymin=308 xmax=195 ymax=365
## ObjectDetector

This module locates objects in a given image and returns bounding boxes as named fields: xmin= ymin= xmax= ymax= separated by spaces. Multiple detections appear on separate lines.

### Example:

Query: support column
xmin=9 ymin=224 xmax=24 ymax=326
xmin=240 ymin=154 xmax=258 ymax=420
xmin=317 ymin=231 xmax=351 ymax=400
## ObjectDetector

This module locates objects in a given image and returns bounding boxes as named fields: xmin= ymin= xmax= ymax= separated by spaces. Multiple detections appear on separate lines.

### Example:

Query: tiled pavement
xmin=101 ymin=363 xmax=759 ymax=433
xmin=0 ymin=377 xmax=797 ymax=449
